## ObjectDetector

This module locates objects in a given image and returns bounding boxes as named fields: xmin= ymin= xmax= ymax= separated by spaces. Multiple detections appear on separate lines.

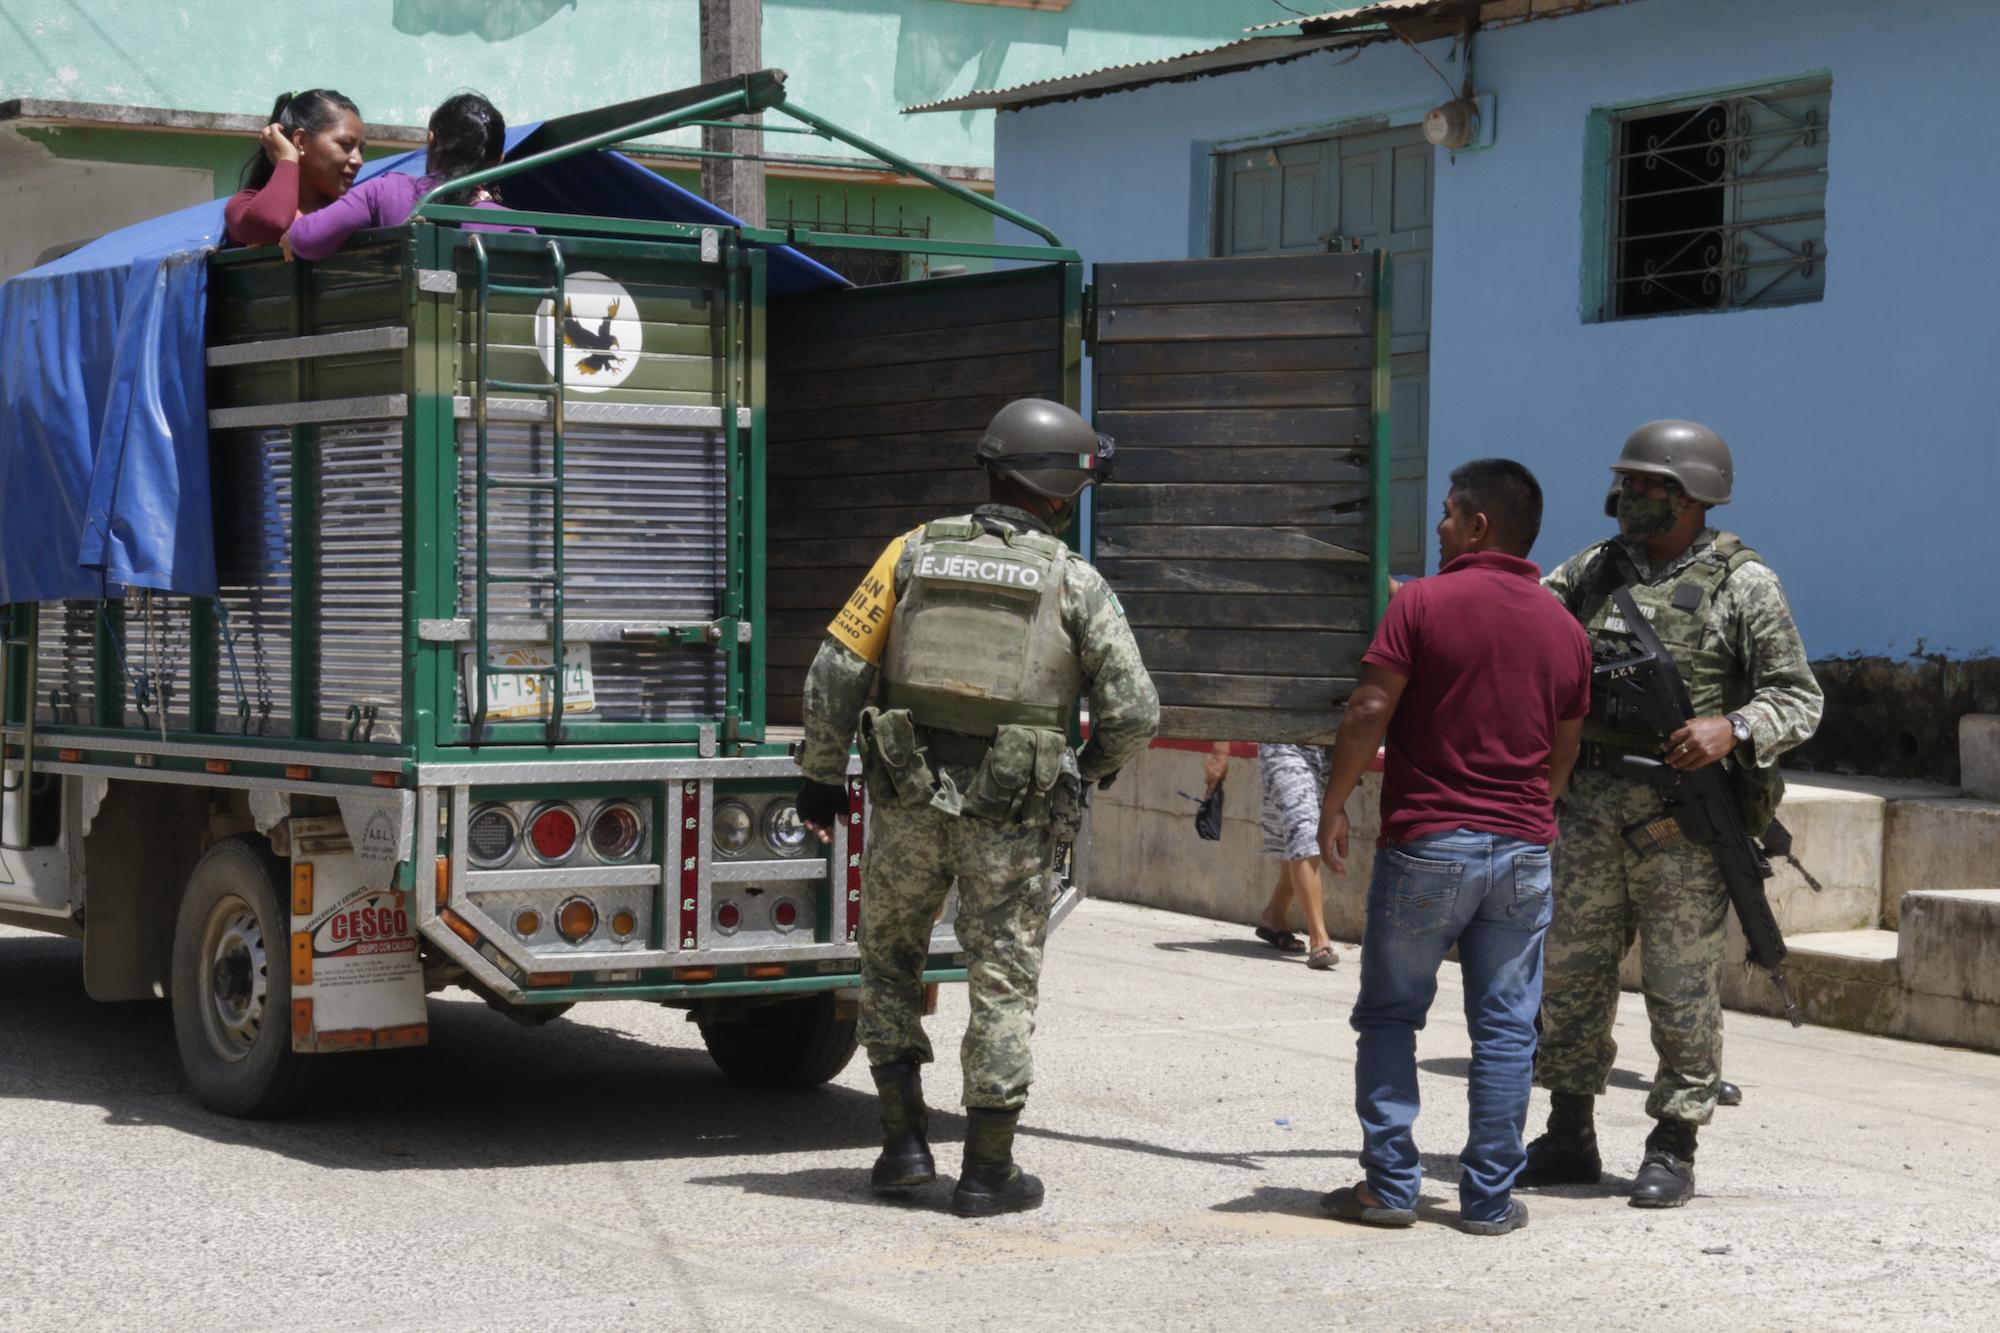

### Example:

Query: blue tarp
xmin=0 ymin=127 xmax=846 ymax=605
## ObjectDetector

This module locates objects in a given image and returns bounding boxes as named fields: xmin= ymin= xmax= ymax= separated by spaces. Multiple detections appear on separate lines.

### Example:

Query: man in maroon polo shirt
xmin=1314 ymin=458 xmax=1591 ymax=1236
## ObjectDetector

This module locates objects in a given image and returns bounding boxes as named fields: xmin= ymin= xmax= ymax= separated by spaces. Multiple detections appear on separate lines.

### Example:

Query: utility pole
xmin=698 ymin=0 xmax=765 ymax=226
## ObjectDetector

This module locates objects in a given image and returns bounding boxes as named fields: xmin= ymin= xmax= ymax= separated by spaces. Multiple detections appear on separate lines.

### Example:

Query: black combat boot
xmin=1717 ymin=1079 xmax=1743 ymax=1107
xmin=952 ymin=1107 xmax=1045 ymax=1217
xmin=869 ymin=1060 xmax=936 ymax=1192
xmin=1628 ymin=1118 xmax=1697 ymax=1209
xmin=1516 ymin=1091 xmax=1602 ymax=1187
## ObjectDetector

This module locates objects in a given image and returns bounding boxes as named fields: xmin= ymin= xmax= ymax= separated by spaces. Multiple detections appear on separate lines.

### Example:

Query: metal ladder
xmin=0 ymin=606 xmax=38 ymax=851
xmin=468 ymin=235 xmax=571 ymax=743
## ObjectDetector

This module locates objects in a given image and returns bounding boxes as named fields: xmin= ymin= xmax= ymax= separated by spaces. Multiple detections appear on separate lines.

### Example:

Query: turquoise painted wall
xmin=1 ymin=0 xmax=1280 ymax=170
xmin=9 ymin=124 xmax=995 ymax=262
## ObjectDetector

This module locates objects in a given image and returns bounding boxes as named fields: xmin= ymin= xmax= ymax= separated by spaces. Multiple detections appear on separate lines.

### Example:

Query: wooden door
xmin=1220 ymin=125 xmax=1432 ymax=575
xmin=1090 ymin=251 xmax=1388 ymax=745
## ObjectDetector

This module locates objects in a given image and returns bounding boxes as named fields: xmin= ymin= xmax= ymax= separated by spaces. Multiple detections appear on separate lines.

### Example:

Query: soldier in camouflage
xmin=1522 ymin=420 xmax=1822 ymax=1209
xmin=794 ymin=397 xmax=1159 ymax=1217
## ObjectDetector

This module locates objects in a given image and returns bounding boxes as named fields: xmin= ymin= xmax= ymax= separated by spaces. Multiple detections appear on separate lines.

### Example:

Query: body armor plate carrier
xmin=881 ymin=515 xmax=1081 ymax=737
xmin=1575 ymin=532 xmax=1784 ymax=831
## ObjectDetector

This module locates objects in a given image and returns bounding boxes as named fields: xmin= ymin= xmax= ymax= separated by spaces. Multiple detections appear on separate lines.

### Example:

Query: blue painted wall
xmin=989 ymin=0 xmax=1997 ymax=662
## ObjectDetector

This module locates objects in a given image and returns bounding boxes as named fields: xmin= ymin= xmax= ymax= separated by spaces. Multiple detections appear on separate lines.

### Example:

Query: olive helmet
xmin=974 ymin=398 xmax=1115 ymax=501
xmin=1603 ymin=418 xmax=1734 ymax=517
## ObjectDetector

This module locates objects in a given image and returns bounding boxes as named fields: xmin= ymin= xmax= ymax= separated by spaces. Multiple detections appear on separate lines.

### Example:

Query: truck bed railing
xmin=408 ymin=69 xmax=1074 ymax=260
xmin=468 ymin=235 xmax=571 ymax=743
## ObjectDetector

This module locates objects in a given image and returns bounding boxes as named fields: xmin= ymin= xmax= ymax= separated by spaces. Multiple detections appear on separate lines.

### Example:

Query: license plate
xmin=463 ymin=643 xmax=596 ymax=721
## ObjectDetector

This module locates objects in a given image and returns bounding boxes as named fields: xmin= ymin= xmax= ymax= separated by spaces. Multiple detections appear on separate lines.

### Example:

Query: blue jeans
xmin=1350 ymin=829 xmax=1553 ymax=1222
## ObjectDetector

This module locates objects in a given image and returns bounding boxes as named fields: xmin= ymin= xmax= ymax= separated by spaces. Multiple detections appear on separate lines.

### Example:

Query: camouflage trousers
xmin=1538 ymin=765 xmax=1729 ymax=1124
xmin=857 ymin=800 xmax=1059 ymax=1111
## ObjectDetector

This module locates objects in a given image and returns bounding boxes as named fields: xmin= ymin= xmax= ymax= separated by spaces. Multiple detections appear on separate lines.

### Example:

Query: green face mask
xmin=1615 ymin=489 xmax=1683 ymax=541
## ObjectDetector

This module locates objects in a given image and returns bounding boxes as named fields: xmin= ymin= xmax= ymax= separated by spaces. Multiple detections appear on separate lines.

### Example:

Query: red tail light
xmin=527 ymin=804 xmax=580 ymax=864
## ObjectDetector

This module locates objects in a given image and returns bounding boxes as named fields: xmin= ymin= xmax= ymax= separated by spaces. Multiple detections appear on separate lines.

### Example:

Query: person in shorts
xmin=1218 ymin=741 xmax=1337 ymax=969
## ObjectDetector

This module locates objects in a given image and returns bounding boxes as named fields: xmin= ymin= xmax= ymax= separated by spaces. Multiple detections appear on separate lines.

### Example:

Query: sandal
xmin=1306 ymin=946 xmax=1338 ymax=970
xmin=1321 ymin=1183 xmax=1416 ymax=1228
xmin=1253 ymin=925 xmax=1306 ymax=953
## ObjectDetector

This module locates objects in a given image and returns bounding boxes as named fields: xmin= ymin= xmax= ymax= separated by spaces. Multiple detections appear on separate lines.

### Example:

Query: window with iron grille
xmin=1603 ymin=78 xmax=1830 ymax=320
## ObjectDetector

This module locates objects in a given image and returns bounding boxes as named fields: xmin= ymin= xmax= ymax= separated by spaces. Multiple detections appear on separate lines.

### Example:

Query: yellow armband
xmin=826 ymin=529 xmax=914 ymax=666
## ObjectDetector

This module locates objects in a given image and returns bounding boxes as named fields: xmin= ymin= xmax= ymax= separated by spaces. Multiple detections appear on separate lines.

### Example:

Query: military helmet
xmin=974 ymin=398 xmax=1115 ymax=501
xmin=1603 ymin=418 xmax=1733 ymax=516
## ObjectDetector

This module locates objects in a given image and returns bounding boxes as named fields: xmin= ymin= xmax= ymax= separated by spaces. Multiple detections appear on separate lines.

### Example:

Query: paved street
xmin=3 ymin=900 xmax=1996 ymax=1332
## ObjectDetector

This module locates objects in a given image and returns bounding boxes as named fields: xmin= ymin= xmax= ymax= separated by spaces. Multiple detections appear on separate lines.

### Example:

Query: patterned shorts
xmin=1259 ymin=743 xmax=1331 ymax=862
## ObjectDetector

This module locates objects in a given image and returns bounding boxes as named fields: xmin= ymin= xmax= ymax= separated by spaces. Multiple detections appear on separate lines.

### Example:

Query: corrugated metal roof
xmin=902 ymin=31 xmax=1368 ymax=114
xmin=1244 ymin=1 xmax=1455 ymax=36
xmin=903 ymin=0 xmax=1619 ymax=116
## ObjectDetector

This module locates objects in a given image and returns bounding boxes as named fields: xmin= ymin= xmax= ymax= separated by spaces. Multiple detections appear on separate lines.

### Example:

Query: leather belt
xmin=918 ymin=726 xmax=993 ymax=767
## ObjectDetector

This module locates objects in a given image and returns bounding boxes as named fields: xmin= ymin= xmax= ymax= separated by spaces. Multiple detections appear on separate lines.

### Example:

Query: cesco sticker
xmin=311 ymin=890 xmax=416 ymax=959
xmin=534 ymin=272 xmax=642 ymax=393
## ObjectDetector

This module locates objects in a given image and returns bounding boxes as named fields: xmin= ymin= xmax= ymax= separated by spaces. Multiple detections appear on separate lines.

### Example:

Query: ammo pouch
xmin=1049 ymin=756 xmax=1086 ymax=844
xmin=858 ymin=707 xmax=935 ymax=808
xmin=961 ymin=725 xmax=1069 ymax=826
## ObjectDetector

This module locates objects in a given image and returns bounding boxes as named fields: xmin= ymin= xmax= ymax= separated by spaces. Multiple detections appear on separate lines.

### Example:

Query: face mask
xmin=1615 ymin=489 xmax=1683 ymax=540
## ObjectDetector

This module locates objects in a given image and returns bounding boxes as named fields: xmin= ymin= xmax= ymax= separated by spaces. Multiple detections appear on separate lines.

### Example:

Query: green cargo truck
xmin=0 ymin=71 xmax=1394 ymax=1116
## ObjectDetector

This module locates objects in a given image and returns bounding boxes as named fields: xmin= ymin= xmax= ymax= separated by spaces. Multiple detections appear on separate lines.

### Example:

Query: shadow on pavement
xmin=689 ymin=1165 xmax=957 ymax=1211
xmin=1209 ymin=1181 xmax=1457 ymax=1226
xmin=0 ymin=934 xmax=883 ymax=1172
xmin=1149 ymin=939 xmax=1317 ymax=963
xmin=1418 ymin=1056 xmax=1654 ymax=1094
xmin=1020 ymin=1122 xmax=1350 ymax=1171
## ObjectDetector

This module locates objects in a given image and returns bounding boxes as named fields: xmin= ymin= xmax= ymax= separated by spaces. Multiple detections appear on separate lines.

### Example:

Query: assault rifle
xmin=1590 ymin=585 xmax=1804 ymax=1027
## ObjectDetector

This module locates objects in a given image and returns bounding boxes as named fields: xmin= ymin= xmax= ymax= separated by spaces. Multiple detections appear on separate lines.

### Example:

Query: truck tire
xmin=170 ymin=835 xmax=310 ymax=1117
xmin=698 ymin=993 xmax=858 ymax=1090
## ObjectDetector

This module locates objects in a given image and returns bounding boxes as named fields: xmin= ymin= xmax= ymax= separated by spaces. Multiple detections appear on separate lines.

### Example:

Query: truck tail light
xmin=556 ymin=897 xmax=597 ymax=943
xmin=589 ymin=802 xmax=644 ymax=862
xmin=527 ymin=804 xmax=580 ymax=864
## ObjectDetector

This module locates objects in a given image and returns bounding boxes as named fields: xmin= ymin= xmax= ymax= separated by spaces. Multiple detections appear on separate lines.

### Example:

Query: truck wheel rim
xmin=200 ymin=894 xmax=270 ymax=1063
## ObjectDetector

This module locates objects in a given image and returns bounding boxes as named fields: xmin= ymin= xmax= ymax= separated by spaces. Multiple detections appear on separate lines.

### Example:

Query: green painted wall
xmin=2 ymin=0 xmax=1279 ymax=170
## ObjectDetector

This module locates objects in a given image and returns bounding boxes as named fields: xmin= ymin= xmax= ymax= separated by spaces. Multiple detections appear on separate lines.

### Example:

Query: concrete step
xmin=1899 ymin=888 xmax=2000 ymax=1008
xmin=1724 ymin=928 xmax=1901 ymax=1035
xmin=1962 ymin=714 xmax=2000 ymax=802
xmin=1761 ymin=776 xmax=1893 ymax=935
xmin=1881 ymin=795 xmax=2000 ymax=927
xmin=1725 ymin=894 xmax=2000 ymax=1054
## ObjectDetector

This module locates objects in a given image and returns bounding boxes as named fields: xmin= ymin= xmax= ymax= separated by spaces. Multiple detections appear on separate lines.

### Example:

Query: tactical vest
xmin=881 ymin=515 xmax=1082 ymax=737
xmin=1572 ymin=532 xmax=1786 ymax=827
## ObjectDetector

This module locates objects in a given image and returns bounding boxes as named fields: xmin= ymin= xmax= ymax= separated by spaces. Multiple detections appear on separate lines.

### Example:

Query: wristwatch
xmin=1726 ymin=712 xmax=1753 ymax=750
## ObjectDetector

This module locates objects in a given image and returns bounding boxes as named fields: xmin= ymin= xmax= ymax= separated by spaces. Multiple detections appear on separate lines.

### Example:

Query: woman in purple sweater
xmin=284 ymin=91 xmax=530 ymax=260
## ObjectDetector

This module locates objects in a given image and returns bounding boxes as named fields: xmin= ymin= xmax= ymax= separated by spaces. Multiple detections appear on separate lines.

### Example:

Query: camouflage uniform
xmin=798 ymin=502 xmax=1158 ymax=1110
xmin=1539 ymin=529 xmax=1821 ymax=1123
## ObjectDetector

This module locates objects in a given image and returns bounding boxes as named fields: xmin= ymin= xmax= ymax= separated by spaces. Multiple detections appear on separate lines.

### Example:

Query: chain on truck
xmin=0 ymin=70 xmax=1397 ymax=1117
